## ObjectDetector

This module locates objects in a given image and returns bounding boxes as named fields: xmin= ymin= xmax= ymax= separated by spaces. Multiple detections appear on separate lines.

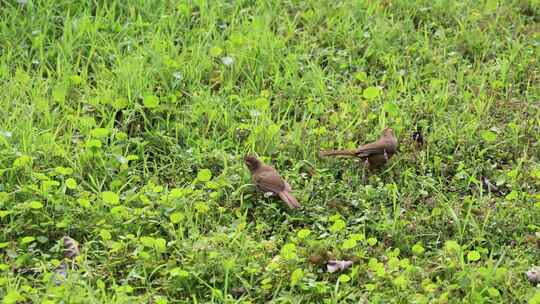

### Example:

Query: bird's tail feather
xmin=278 ymin=191 xmax=300 ymax=209
xmin=319 ymin=149 xmax=358 ymax=157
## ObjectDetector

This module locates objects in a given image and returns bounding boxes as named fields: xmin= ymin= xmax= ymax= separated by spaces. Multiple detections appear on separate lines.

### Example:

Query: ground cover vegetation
xmin=0 ymin=0 xmax=539 ymax=303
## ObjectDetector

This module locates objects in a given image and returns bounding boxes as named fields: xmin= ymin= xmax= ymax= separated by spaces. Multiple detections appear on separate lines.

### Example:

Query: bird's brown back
xmin=319 ymin=128 xmax=398 ymax=170
xmin=252 ymin=165 xmax=286 ymax=193
xmin=357 ymin=135 xmax=397 ymax=157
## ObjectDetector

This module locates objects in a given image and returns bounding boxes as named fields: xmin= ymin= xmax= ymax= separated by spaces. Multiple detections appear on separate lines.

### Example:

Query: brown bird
xmin=319 ymin=127 xmax=398 ymax=169
xmin=244 ymin=155 xmax=300 ymax=209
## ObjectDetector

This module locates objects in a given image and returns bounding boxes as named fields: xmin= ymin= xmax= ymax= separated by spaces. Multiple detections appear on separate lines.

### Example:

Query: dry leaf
xmin=309 ymin=251 xmax=335 ymax=265
xmin=231 ymin=287 xmax=246 ymax=298
xmin=526 ymin=266 xmax=540 ymax=284
xmin=481 ymin=176 xmax=503 ymax=196
xmin=326 ymin=260 xmax=353 ymax=273
xmin=524 ymin=234 xmax=537 ymax=244
xmin=309 ymin=255 xmax=325 ymax=265
xmin=53 ymin=236 xmax=81 ymax=286
xmin=53 ymin=262 xmax=67 ymax=286
xmin=63 ymin=236 xmax=80 ymax=259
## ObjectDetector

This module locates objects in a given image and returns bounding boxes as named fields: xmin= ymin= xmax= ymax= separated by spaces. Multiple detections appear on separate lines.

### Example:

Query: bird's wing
xmin=356 ymin=140 xmax=388 ymax=157
xmin=284 ymin=181 xmax=293 ymax=192
xmin=254 ymin=169 xmax=286 ymax=194
xmin=278 ymin=191 xmax=300 ymax=208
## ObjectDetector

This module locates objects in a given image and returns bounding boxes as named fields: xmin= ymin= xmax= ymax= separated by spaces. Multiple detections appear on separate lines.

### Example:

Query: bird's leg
xmin=362 ymin=158 xmax=369 ymax=183
xmin=383 ymin=149 xmax=389 ymax=161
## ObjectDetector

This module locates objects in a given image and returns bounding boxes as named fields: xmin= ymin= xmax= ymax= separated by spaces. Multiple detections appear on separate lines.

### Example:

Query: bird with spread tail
xmin=319 ymin=127 xmax=398 ymax=169
xmin=244 ymin=155 xmax=300 ymax=209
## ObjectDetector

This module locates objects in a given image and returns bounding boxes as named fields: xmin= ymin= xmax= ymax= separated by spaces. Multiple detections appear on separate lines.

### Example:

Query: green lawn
xmin=1 ymin=0 xmax=540 ymax=303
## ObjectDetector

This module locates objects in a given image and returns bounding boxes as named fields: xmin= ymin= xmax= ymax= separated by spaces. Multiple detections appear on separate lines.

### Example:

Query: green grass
xmin=1 ymin=0 xmax=540 ymax=303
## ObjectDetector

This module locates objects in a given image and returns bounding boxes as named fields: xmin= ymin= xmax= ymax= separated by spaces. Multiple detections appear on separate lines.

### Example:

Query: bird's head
xmin=382 ymin=127 xmax=395 ymax=137
xmin=244 ymin=155 xmax=261 ymax=171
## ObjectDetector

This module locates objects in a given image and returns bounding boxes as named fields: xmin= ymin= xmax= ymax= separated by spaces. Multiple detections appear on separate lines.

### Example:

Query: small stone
xmin=231 ymin=287 xmax=246 ymax=298
xmin=526 ymin=266 xmax=540 ymax=284
xmin=221 ymin=56 xmax=234 ymax=66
